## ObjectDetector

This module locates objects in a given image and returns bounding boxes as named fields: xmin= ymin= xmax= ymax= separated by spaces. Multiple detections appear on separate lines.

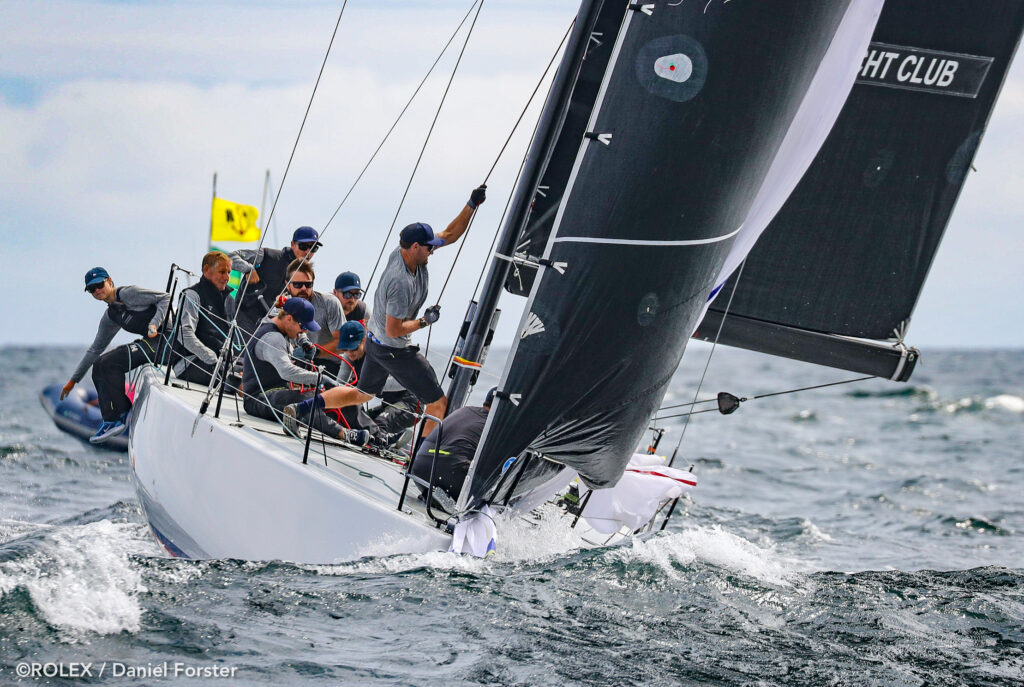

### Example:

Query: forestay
xmin=459 ymin=0 xmax=873 ymax=512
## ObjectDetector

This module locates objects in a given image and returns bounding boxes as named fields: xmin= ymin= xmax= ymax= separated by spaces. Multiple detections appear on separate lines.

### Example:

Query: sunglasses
xmin=290 ymin=280 xmax=313 ymax=289
xmin=341 ymin=290 xmax=363 ymax=299
xmin=423 ymin=244 xmax=436 ymax=254
xmin=296 ymin=242 xmax=318 ymax=251
xmin=86 ymin=282 xmax=105 ymax=294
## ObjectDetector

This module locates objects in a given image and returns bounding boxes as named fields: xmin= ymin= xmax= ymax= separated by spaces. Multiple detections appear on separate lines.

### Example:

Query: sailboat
xmin=128 ymin=0 xmax=1024 ymax=563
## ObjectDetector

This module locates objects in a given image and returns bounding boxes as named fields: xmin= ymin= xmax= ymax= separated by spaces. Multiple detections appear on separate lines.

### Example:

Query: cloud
xmin=1 ymin=1 xmax=578 ymax=346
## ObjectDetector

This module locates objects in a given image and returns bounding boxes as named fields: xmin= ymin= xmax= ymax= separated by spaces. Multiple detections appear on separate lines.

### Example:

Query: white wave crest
xmin=984 ymin=394 xmax=1024 ymax=413
xmin=610 ymin=525 xmax=798 ymax=587
xmin=799 ymin=518 xmax=833 ymax=542
xmin=0 ymin=520 xmax=151 ymax=636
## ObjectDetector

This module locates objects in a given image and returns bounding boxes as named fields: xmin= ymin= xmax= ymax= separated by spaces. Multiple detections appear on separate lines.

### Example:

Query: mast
xmin=446 ymin=0 xmax=608 ymax=412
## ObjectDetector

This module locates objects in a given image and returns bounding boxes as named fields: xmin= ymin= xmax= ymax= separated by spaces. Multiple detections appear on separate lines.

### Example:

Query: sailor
xmin=290 ymin=320 xmax=387 ymax=443
xmin=61 ymin=267 xmax=171 ymax=443
xmin=332 ymin=269 xmax=419 ymax=443
xmin=170 ymin=250 xmax=232 ymax=385
xmin=333 ymin=271 xmax=368 ymax=325
xmin=285 ymin=185 xmax=486 ymax=437
xmin=229 ymin=226 xmax=322 ymax=338
xmin=410 ymin=386 xmax=495 ymax=502
xmin=241 ymin=297 xmax=368 ymax=446
xmin=268 ymin=259 xmax=346 ymax=368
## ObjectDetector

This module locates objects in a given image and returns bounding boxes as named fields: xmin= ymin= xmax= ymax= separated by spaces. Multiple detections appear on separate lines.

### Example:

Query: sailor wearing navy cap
xmin=333 ymin=271 xmax=368 ymax=324
xmin=241 ymin=297 xmax=368 ymax=446
xmin=229 ymin=226 xmax=323 ymax=338
xmin=62 ymin=267 xmax=171 ymax=443
xmin=285 ymin=185 xmax=486 ymax=438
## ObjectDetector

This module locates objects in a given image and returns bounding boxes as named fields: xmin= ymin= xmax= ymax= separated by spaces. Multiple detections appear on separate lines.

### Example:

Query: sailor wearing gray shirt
xmin=285 ymin=185 xmax=486 ymax=438
xmin=62 ymin=267 xmax=171 ymax=443
xmin=242 ymin=298 xmax=367 ymax=446
xmin=263 ymin=260 xmax=345 ymax=347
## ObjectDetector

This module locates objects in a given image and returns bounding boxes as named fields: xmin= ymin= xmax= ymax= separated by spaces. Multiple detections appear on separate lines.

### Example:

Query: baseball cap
xmin=282 ymin=297 xmax=321 ymax=331
xmin=84 ymin=267 xmax=109 ymax=291
xmin=337 ymin=321 xmax=365 ymax=351
xmin=292 ymin=226 xmax=322 ymax=246
xmin=484 ymin=386 xmax=497 ymax=406
xmin=400 ymin=222 xmax=445 ymax=247
xmin=334 ymin=271 xmax=362 ymax=293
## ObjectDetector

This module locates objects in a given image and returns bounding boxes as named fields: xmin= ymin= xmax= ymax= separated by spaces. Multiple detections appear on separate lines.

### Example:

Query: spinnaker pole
xmin=446 ymin=0 xmax=607 ymax=411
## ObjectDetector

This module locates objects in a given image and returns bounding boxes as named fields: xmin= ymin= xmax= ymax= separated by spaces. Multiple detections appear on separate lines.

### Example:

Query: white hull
xmin=128 ymin=368 xmax=449 ymax=564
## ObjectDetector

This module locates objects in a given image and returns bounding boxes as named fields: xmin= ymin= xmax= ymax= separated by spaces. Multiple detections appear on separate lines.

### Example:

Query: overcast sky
xmin=1 ymin=0 xmax=1022 ymax=356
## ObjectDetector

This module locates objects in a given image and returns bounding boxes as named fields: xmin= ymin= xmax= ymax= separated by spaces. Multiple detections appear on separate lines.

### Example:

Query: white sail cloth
xmin=449 ymin=505 xmax=498 ymax=557
xmin=582 ymin=453 xmax=697 ymax=535
xmin=695 ymin=0 xmax=885 ymax=328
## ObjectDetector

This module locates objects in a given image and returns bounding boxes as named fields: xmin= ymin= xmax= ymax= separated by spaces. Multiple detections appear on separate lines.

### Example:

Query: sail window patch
xmin=638 ymin=293 xmax=659 ymax=327
xmin=654 ymin=54 xmax=693 ymax=83
xmin=636 ymin=35 xmax=707 ymax=102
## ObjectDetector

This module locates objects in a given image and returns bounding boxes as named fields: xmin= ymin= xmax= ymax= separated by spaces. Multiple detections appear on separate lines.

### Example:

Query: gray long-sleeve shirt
xmin=71 ymin=286 xmax=171 ymax=383
xmin=228 ymin=247 xmax=265 ymax=275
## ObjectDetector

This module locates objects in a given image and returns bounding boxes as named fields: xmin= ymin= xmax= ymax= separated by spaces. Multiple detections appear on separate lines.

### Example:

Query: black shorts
xmin=357 ymin=338 xmax=444 ymax=404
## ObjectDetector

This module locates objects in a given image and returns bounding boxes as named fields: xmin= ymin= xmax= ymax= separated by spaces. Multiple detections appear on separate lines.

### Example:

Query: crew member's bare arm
xmin=436 ymin=204 xmax=474 ymax=246
xmin=385 ymin=314 xmax=427 ymax=339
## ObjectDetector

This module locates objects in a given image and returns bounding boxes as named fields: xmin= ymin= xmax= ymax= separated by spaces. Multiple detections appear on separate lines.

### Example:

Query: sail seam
xmin=553 ymin=227 xmax=741 ymax=247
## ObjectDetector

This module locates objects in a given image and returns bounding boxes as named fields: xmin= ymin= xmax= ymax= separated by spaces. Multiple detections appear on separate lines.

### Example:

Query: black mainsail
xmin=694 ymin=0 xmax=1024 ymax=381
xmin=457 ymin=0 xmax=876 ymax=511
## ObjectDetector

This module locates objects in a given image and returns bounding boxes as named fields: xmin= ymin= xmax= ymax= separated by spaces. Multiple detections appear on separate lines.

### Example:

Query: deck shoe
xmin=344 ymin=428 xmax=370 ymax=447
xmin=90 ymin=418 xmax=127 ymax=444
xmin=282 ymin=404 xmax=302 ymax=437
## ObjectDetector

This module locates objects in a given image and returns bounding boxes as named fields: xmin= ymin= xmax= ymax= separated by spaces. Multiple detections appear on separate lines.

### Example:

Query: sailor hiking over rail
xmin=62 ymin=267 xmax=171 ymax=443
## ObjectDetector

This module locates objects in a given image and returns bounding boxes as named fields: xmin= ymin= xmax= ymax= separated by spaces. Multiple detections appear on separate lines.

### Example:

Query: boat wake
xmin=0 ymin=519 xmax=154 ymax=636
xmin=607 ymin=525 xmax=800 ymax=588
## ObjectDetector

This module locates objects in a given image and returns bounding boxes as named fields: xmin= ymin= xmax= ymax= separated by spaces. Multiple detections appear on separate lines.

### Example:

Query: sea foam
xmin=0 ymin=520 xmax=149 ymax=636
xmin=610 ymin=525 xmax=799 ymax=587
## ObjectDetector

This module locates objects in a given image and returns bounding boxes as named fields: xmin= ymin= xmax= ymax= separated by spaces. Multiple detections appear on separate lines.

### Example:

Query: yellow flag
xmin=210 ymin=197 xmax=260 ymax=243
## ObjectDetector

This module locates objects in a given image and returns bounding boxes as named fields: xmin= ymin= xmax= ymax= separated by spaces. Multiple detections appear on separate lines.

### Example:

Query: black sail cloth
xmin=696 ymin=0 xmax=1024 ymax=379
xmin=459 ymin=0 xmax=858 ymax=510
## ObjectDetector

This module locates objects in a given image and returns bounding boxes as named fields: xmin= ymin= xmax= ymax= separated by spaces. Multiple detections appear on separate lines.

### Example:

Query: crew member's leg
xmin=175 ymin=357 xmax=215 ymax=386
xmin=369 ymin=389 xmax=418 ymax=434
xmin=373 ymin=344 xmax=445 ymax=436
xmin=92 ymin=338 xmax=161 ymax=422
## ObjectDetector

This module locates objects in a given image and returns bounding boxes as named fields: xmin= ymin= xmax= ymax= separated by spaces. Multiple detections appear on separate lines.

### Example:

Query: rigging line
xmin=667 ymin=260 xmax=747 ymax=469
xmin=243 ymin=0 xmax=486 ymax=371
xmin=657 ymin=397 xmax=719 ymax=413
xmin=318 ymin=0 xmax=483 ymax=235
xmin=432 ymin=18 xmax=574 ymax=307
xmin=427 ymin=18 xmax=565 ymax=367
xmin=650 ymin=376 xmax=877 ymax=422
xmin=232 ymin=0 xmax=349 ymax=319
xmin=202 ymin=0 xmax=350 ymax=412
xmin=364 ymin=0 xmax=487 ymax=294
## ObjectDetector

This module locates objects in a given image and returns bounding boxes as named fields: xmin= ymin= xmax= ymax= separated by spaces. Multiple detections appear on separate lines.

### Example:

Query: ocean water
xmin=1 ymin=345 xmax=1022 ymax=685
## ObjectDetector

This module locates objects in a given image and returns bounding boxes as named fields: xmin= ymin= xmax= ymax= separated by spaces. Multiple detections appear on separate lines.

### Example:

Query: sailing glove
xmin=423 ymin=305 xmax=441 ymax=325
xmin=295 ymin=334 xmax=317 ymax=360
xmin=468 ymin=184 xmax=487 ymax=209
